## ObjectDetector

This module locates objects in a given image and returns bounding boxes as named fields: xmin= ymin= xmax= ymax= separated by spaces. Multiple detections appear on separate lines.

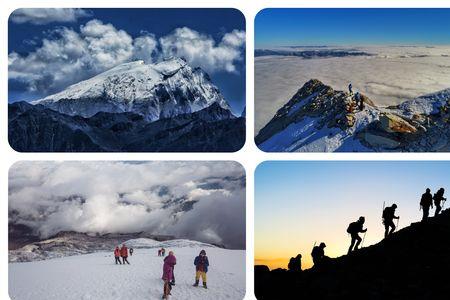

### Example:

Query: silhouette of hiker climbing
xmin=288 ymin=254 xmax=302 ymax=272
xmin=311 ymin=242 xmax=327 ymax=267
xmin=420 ymin=188 xmax=433 ymax=221
xmin=347 ymin=216 xmax=367 ymax=254
xmin=348 ymin=83 xmax=353 ymax=95
xmin=433 ymin=188 xmax=447 ymax=216
xmin=382 ymin=204 xmax=400 ymax=238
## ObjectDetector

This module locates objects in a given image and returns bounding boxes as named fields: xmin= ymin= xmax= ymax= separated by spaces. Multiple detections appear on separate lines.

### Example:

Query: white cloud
xmin=159 ymin=27 xmax=245 ymax=73
xmin=132 ymin=34 xmax=158 ymax=63
xmin=9 ymin=161 xmax=245 ymax=249
xmin=10 ymin=8 xmax=91 ymax=25
xmin=9 ymin=20 xmax=245 ymax=95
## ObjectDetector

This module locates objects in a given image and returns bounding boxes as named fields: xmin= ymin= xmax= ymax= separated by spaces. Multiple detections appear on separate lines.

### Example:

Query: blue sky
xmin=255 ymin=161 xmax=450 ymax=268
xmin=255 ymin=9 xmax=450 ymax=48
xmin=8 ymin=8 xmax=246 ymax=114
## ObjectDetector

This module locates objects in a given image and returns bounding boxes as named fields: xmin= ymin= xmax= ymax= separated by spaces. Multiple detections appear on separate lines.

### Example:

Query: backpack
xmin=382 ymin=207 xmax=391 ymax=219
xmin=346 ymin=222 xmax=358 ymax=234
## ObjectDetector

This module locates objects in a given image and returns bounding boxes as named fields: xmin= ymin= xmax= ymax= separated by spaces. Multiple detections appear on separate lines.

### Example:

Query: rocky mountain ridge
xmin=256 ymin=79 xmax=450 ymax=152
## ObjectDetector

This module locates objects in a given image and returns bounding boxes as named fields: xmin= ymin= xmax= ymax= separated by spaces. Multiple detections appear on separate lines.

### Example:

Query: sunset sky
xmin=255 ymin=161 xmax=450 ymax=269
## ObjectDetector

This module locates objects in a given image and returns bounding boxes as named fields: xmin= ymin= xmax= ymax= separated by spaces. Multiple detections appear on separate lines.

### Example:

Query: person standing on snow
xmin=355 ymin=92 xmax=364 ymax=110
xmin=348 ymin=83 xmax=353 ymax=95
xmin=120 ymin=244 xmax=130 ymax=265
xmin=129 ymin=248 xmax=134 ymax=256
xmin=193 ymin=249 xmax=210 ymax=289
xmin=114 ymin=246 xmax=122 ymax=265
xmin=162 ymin=251 xmax=177 ymax=299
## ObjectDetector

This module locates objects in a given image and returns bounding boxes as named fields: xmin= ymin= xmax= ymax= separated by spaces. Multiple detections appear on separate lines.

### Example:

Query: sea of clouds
xmin=255 ymin=45 xmax=450 ymax=133
xmin=8 ymin=161 xmax=246 ymax=249
xmin=9 ymin=8 xmax=245 ymax=96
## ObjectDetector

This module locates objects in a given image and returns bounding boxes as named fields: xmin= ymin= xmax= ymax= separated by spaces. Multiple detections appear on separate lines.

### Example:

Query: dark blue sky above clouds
xmin=8 ymin=8 xmax=246 ymax=114
xmin=256 ymin=8 xmax=450 ymax=48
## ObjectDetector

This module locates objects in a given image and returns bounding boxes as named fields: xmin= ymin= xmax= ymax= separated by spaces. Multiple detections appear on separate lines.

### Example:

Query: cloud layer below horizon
xmin=255 ymin=46 xmax=450 ymax=133
xmin=9 ymin=10 xmax=245 ymax=96
xmin=9 ymin=161 xmax=246 ymax=249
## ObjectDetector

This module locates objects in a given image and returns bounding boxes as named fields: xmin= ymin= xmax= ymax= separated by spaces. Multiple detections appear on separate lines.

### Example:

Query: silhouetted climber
xmin=311 ymin=242 xmax=326 ymax=267
xmin=348 ymin=83 xmax=353 ymax=95
xmin=347 ymin=216 xmax=367 ymax=254
xmin=287 ymin=254 xmax=302 ymax=272
xmin=383 ymin=204 xmax=400 ymax=238
xmin=433 ymin=188 xmax=447 ymax=216
xmin=420 ymin=188 xmax=433 ymax=221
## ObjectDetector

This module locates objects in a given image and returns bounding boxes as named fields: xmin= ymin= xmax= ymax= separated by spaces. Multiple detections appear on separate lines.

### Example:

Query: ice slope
xmin=9 ymin=241 xmax=245 ymax=300
xmin=31 ymin=58 xmax=230 ymax=121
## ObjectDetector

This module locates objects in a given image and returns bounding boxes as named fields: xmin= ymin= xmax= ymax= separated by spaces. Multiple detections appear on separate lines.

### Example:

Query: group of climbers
xmin=158 ymin=248 xmax=166 ymax=257
xmin=161 ymin=249 xmax=210 ymax=299
xmin=420 ymin=188 xmax=446 ymax=221
xmin=114 ymin=244 xmax=131 ymax=265
xmin=112 ymin=245 xmax=210 ymax=299
xmin=288 ymin=187 xmax=446 ymax=271
xmin=348 ymin=83 xmax=365 ymax=111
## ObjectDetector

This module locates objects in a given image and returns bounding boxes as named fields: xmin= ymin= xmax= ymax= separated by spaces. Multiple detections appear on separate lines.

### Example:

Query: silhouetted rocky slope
xmin=255 ymin=209 xmax=450 ymax=299
xmin=256 ymin=79 xmax=450 ymax=152
xmin=8 ymin=101 xmax=245 ymax=152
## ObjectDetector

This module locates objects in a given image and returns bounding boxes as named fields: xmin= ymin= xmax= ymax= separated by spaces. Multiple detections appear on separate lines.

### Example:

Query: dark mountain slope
xmin=255 ymin=209 xmax=450 ymax=299
xmin=8 ymin=102 xmax=245 ymax=152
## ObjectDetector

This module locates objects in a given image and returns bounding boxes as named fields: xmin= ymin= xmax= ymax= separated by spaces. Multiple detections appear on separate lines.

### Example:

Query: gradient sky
xmin=255 ymin=9 xmax=450 ymax=48
xmin=8 ymin=9 xmax=246 ymax=114
xmin=255 ymin=161 xmax=450 ymax=270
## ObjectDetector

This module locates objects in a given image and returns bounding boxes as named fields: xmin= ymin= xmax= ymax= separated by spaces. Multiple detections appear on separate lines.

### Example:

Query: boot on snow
xmin=203 ymin=282 xmax=207 ymax=289
xmin=193 ymin=280 xmax=199 ymax=287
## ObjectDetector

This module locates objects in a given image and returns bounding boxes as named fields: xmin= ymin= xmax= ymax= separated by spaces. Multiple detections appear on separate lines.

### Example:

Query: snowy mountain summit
xmin=256 ymin=79 xmax=450 ymax=152
xmin=32 ymin=57 xmax=231 ymax=121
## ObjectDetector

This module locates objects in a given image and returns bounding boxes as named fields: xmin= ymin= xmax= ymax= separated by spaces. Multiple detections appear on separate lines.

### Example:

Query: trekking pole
xmin=382 ymin=201 xmax=385 ymax=224
xmin=396 ymin=217 xmax=400 ymax=231
xmin=361 ymin=232 xmax=367 ymax=248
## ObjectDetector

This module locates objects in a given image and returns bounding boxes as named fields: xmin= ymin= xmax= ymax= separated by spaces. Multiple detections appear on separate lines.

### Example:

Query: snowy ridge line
xmin=9 ymin=237 xmax=218 ymax=263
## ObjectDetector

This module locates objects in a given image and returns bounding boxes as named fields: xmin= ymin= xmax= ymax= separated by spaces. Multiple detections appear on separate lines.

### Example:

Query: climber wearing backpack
xmin=347 ymin=216 xmax=367 ymax=254
xmin=382 ymin=204 xmax=399 ymax=238
xmin=433 ymin=188 xmax=446 ymax=216
xmin=287 ymin=254 xmax=302 ymax=272
xmin=311 ymin=242 xmax=327 ymax=267
xmin=354 ymin=92 xmax=364 ymax=111
xmin=420 ymin=188 xmax=433 ymax=221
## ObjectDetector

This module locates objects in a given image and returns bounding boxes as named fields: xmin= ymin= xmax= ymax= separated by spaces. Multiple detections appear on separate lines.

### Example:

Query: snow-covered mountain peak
xmin=31 ymin=57 xmax=231 ymax=121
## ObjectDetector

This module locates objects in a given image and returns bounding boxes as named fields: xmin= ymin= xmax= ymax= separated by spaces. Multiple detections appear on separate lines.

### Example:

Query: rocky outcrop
xmin=255 ymin=209 xmax=450 ymax=299
xmin=379 ymin=113 xmax=417 ymax=133
xmin=256 ymin=79 xmax=450 ymax=152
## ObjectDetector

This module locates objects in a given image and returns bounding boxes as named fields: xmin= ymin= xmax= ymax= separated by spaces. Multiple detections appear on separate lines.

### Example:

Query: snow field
xmin=9 ymin=247 xmax=245 ymax=300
